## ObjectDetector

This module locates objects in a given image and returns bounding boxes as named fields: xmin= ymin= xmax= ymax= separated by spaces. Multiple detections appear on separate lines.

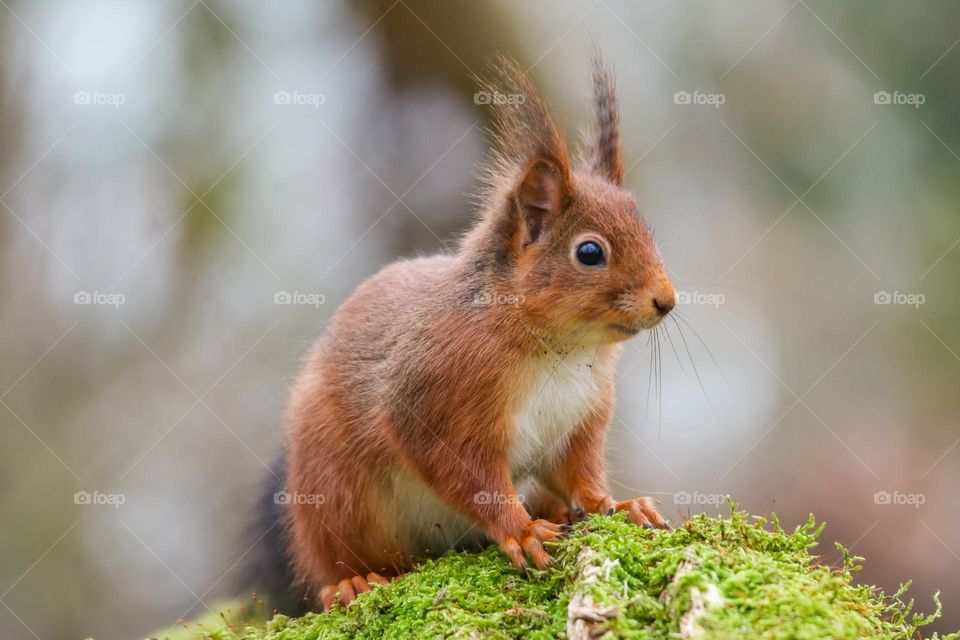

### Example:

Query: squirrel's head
xmin=468 ymin=54 xmax=675 ymax=344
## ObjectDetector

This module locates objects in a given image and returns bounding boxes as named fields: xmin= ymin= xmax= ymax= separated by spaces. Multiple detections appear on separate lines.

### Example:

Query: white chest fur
xmin=508 ymin=345 xmax=606 ymax=475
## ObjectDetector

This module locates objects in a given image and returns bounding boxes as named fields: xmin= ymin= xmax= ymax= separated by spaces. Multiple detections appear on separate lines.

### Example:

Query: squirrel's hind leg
xmin=522 ymin=481 xmax=572 ymax=525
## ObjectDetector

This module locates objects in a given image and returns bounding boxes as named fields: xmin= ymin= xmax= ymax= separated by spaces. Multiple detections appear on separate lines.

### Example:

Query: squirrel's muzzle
xmin=651 ymin=280 xmax=677 ymax=317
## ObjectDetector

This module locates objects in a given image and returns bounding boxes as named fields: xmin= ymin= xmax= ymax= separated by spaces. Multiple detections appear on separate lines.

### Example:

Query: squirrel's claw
xmin=319 ymin=572 xmax=390 ymax=611
xmin=615 ymin=496 xmax=668 ymax=529
xmin=500 ymin=518 xmax=564 ymax=573
xmin=521 ymin=536 xmax=552 ymax=569
xmin=501 ymin=537 xmax=528 ymax=571
xmin=366 ymin=571 xmax=390 ymax=585
xmin=574 ymin=494 xmax=669 ymax=529
xmin=320 ymin=580 xmax=356 ymax=611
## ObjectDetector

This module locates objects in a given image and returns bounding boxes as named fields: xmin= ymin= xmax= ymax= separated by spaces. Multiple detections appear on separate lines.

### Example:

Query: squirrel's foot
xmin=613 ymin=496 xmax=669 ymax=529
xmin=319 ymin=572 xmax=390 ymax=611
xmin=525 ymin=489 xmax=573 ymax=525
xmin=500 ymin=519 xmax=565 ymax=572
xmin=572 ymin=495 xmax=669 ymax=529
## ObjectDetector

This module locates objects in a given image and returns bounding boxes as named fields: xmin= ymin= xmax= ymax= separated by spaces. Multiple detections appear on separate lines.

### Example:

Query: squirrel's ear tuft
xmin=579 ymin=51 xmax=623 ymax=185
xmin=476 ymin=56 xmax=571 ymax=195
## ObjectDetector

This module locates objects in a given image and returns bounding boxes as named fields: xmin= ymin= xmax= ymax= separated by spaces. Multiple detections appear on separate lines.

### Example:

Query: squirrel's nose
xmin=653 ymin=296 xmax=674 ymax=315
xmin=652 ymin=284 xmax=676 ymax=316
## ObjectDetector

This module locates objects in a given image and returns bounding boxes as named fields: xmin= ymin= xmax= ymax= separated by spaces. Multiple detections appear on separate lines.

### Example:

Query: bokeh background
xmin=1 ymin=1 xmax=959 ymax=638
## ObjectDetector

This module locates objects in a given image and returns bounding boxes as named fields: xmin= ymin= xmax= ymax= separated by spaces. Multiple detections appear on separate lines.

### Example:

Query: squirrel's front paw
xmin=614 ymin=496 xmax=669 ymax=529
xmin=572 ymin=494 xmax=669 ymax=529
xmin=499 ymin=519 xmax=564 ymax=571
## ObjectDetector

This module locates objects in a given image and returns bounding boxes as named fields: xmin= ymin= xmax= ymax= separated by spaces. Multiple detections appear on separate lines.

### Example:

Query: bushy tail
xmin=235 ymin=453 xmax=310 ymax=616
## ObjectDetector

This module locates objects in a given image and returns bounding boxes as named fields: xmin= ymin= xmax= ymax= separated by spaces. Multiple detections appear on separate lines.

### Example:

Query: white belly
xmin=387 ymin=344 xmax=612 ymax=555
xmin=389 ymin=471 xmax=486 ymax=555
xmin=508 ymin=346 xmax=603 ymax=475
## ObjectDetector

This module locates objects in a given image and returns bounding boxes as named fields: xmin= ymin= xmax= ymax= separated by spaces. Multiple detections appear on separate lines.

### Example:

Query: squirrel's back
xmin=288 ymin=254 xmax=462 ymax=423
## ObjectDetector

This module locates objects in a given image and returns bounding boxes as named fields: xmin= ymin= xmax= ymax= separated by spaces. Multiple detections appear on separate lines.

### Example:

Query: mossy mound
xmin=150 ymin=505 xmax=955 ymax=639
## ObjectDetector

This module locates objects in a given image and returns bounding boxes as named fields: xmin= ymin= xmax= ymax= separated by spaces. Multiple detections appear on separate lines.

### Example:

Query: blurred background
xmin=1 ymin=1 xmax=958 ymax=637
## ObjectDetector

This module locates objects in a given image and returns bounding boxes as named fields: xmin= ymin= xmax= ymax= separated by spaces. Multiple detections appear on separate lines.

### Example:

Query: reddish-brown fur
xmin=283 ymin=54 xmax=676 ymax=610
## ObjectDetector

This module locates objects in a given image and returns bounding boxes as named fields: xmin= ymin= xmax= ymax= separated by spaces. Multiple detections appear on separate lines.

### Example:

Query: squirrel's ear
xmin=478 ymin=56 xmax=571 ymax=191
xmin=580 ymin=52 xmax=623 ymax=185
xmin=476 ymin=57 xmax=572 ymax=256
xmin=513 ymin=158 xmax=569 ymax=249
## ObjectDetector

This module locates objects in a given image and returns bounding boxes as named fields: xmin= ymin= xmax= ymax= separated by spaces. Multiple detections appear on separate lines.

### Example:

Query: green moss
xmin=147 ymin=504 xmax=956 ymax=640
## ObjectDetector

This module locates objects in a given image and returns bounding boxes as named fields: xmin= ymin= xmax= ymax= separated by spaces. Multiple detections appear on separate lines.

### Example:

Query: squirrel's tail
xmin=235 ymin=453 xmax=310 ymax=615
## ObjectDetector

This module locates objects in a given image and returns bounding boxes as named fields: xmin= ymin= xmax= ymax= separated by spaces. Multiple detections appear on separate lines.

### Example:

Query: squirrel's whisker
xmin=662 ymin=319 xmax=690 ymax=378
xmin=670 ymin=315 xmax=722 ymax=426
xmin=674 ymin=311 xmax=733 ymax=398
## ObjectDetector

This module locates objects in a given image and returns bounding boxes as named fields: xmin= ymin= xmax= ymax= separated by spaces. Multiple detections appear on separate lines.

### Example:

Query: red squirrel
xmin=246 ymin=54 xmax=676 ymax=613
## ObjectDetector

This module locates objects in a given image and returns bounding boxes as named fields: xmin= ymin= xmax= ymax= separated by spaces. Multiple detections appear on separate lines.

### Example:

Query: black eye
xmin=575 ymin=240 xmax=605 ymax=266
